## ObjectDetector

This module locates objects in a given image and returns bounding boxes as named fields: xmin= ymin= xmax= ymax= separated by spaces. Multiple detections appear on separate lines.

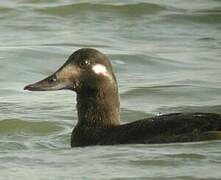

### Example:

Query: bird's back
xmin=71 ymin=113 xmax=221 ymax=147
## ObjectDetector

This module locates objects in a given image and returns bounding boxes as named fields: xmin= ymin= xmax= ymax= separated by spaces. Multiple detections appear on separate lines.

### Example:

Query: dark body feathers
xmin=71 ymin=112 xmax=221 ymax=147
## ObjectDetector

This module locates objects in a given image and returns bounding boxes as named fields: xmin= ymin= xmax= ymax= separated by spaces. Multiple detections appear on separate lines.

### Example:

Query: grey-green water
xmin=0 ymin=0 xmax=221 ymax=179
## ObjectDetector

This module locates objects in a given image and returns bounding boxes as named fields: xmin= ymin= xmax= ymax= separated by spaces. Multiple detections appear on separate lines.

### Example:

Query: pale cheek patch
xmin=57 ymin=64 xmax=79 ymax=80
xmin=92 ymin=64 xmax=108 ymax=75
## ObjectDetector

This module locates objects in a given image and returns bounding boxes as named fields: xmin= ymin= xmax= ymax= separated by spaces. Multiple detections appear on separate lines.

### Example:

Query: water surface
xmin=0 ymin=0 xmax=221 ymax=179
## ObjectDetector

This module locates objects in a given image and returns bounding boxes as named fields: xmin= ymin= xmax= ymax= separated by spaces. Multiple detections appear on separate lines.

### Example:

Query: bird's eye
xmin=79 ymin=59 xmax=90 ymax=68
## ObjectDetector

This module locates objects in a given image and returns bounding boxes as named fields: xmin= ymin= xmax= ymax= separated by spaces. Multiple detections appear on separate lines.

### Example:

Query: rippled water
xmin=0 ymin=0 xmax=221 ymax=179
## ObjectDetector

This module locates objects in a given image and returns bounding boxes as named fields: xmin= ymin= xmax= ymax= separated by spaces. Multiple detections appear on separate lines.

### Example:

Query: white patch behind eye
xmin=92 ymin=64 xmax=108 ymax=75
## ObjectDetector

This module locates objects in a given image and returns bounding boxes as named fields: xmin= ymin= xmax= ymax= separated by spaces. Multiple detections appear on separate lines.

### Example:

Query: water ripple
xmin=37 ymin=2 xmax=168 ymax=16
xmin=0 ymin=119 xmax=62 ymax=135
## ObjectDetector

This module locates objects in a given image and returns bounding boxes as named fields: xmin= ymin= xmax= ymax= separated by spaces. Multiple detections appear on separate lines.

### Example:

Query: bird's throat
xmin=76 ymin=84 xmax=120 ymax=127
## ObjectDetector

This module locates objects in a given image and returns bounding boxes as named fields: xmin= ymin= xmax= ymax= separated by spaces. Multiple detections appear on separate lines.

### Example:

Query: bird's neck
xmin=76 ymin=83 xmax=120 ymax=128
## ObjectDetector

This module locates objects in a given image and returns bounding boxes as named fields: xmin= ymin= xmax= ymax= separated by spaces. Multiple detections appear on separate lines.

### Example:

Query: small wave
xmin=120 ymin=108 xmax=152 ymax=123
xmin=157 ymin=105 xmax=221 ymax=114
xmin=121 ymin=85 xmax=190 ymax=98
xmin=41 ymin=43 xmax=111 ymax=48
xmin=166 ymin=153 xmax=205 ymax=160
xmin=130 ymin=158 xmax=180 ymax=167
xmin=0 ymin=6 xmax=13 ymax=13
xmin=37 ymin=2 xmax=167 ymax=16
xmin=196 ymin=7 xmax=221 ymax=14
xmin=0 ymin=119 xmax=62 ymax=135
xmin=165 ymin=12 xmax=221 ymax=24
xmin=197 ymin=37 xmax=216 ymax=41
xmin=110 ymin=53 xmax=189 ymax=72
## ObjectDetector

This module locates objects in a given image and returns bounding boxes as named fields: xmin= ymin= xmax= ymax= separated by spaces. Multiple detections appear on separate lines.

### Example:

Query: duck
xmin=24 ymin=48 xmax=221 ymax=147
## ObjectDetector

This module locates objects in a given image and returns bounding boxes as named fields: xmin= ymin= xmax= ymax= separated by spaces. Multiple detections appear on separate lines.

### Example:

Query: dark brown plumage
xmin=24 ymin=48 xmax=221 ymax=147
xmin=71 ymin=112 xmax=221 ymax=147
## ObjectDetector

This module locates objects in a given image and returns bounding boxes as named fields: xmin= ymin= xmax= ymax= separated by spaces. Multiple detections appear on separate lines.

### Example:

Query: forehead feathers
xmin=68 ymin=48 xmax=109 ymax=65
xmin=66 ymin=48 xmax=115 ymax=79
